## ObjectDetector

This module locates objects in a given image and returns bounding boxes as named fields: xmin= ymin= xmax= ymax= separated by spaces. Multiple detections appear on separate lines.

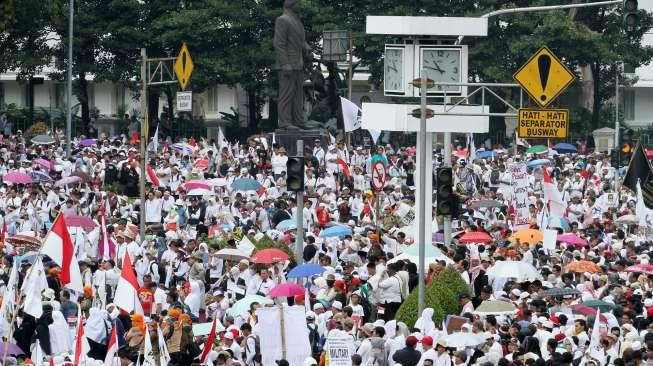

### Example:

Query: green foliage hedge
xmin=395 ymin=266 xmax=471 ymax=329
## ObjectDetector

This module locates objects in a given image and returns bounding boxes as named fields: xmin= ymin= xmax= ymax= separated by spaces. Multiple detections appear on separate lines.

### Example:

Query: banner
xmin=509 ymin=163 xmax=530 ymax=228
xmin=325 ymin=330 xmax=356 ymax=366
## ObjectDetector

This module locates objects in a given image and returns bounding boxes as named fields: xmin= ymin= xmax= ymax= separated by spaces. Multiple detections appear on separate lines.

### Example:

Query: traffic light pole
xmin=443 ymin=132 xmax=452 ymax=248
xmin=417 ymin=70 xmax=427 ymax=314
xmin=294 ymin=140 xmax=304 ymax=269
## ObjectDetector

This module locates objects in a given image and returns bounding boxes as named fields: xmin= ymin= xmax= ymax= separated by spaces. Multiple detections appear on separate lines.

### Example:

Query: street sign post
xmin=518 ymin=108 xmax=569 ymax=138
xmin=371 ymin=161 xmax=387 ymax=192
xmin=176 ymin=91 xmax=192 ymax=112
xmin=174 ymin=43 xmax=194 ymax=91
xmin=513 ymin=47 xmax=575 ymax=108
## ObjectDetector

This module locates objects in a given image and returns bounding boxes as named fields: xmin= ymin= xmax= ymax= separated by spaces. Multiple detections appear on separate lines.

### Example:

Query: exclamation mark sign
xmin=181 ymin=52 xmax=187 ymax=85
xmin=538 ymin=54 xmax=551 ymax=102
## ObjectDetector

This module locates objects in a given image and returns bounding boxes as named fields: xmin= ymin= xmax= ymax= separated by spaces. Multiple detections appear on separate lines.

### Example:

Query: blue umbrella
xmin=319 ymin=225 xmax=352 ymax=238
xmin=277 ymin=219 xmax=298 ymax=231
xmin=476 ymin=150 xmax=497 ymax=158
xmin=553 ymin=142 xmax=577 ymax=153
xmin=287 ymin=263 xmax=326 ymax=278
xmin=526 ymin=159 xmax=550 ymax=168
xmin=370 ymin=154 xmax=388 ymax=166
xmin=171 ymin=143 xmax=194 ymax=155
xmin=231 ymin=178 xmax=261 ymax=191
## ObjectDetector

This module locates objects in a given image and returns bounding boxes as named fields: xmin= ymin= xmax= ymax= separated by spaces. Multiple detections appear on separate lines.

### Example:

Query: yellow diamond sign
xmin=174 ymin=43 xmax=193 ymax=91
xmin=513 ymin=47 xmax=575 ymax=108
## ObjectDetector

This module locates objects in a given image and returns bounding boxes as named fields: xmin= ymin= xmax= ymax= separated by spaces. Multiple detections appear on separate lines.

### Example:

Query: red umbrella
xmin=458 ymin=231 xmax=492 ymax=244
xmin=267 ymin=283 xmax=305 ymax=298
xmin=570 ymin=304 xmax=607 ymax=322
xmin=251 ymin=248 xmax=289 ymax=263
xmin=625 ymin=263 xmax=653 ymax=275
xmin=193 ymin=159 xmax=209 ymax=170
xmin=183 ymin=180 xmax=211 ymax=191
xmin=64 ymin=215 xmax=97 ymax=229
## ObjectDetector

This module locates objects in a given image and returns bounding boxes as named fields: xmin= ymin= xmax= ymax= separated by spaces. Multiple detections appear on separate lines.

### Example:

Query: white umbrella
xmin=486 ymin=260 xmax=541 ymax=281
xmin=441 ymin=333 xmax=485 ymax=349
xmin=187 ymin=188 xmax=213 ymax=196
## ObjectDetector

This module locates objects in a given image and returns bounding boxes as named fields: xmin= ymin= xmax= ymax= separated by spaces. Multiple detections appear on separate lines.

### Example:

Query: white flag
xmin=21 ymin=256 xmax=48 ymax=319
xmin=143 ymin=323 xmax=155 ymax=365
xmin=218 ymin=126 xmax=228 ymax=151
xmin=157 ymin=324 xmax=171 ymax=366
xmin=636 ymin=180 xmax=653 ymax=227
xmin=0 ymin=261 xmax=18 ymax=337
xmin=368 ymin=129 xmax=382 ymax=144
xmin=237 ymin=236 xmax=255 ymax=256
xmin=340 ymin=97 xmax=362 ymax=132
xmin=152 ymin=124 xmax=159 ymax=152
xmin=587 ymin=306 xmax=606 ymax=364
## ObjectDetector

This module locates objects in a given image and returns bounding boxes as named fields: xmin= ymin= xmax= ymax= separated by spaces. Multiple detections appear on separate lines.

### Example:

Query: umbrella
xmin=565 ymin=260 xmax=601 ymax=273
xmin=570 ymin=304 xmax=607 ymax=321
xmin=548 ymin=216 xmax=570 ymax=231
xmin=268 ymin=283 xmax=305 ymax=298
xmin=553 ymin=142 xmax=578 ymax=153
xmin=79 ymin=138 xmax=96 ymax=147
xmin=208 ymin=178 xmax=227 ymax=187
xmin=54 ymin=176 xmax=81 ymax=187
xmin=31 ymin=135 xmax=54 ymax=145
xmin=227 ymin=295 xmax=272 ymax=317
xmin=71 ymin=171 xmax=90 ymax=183
xmin=458 ymin=231 xmax=492 ymax=244
xmin=0 ymin=342 xmax=25 ymax=355
xmin=277 ymin=219 xmax=299 ymax=232
xmin=526 ymin=159 xmax=550 ymax=168
xmin=487 ymin=261 xmax=541 ymax=281
xmin=171 ymin=143 xmax=194 ymax=155
xmin=193 ymin=159 xmax=209 ymax=170
xmin=476 ymin=151 xmax=497 ymax=158
xmin=625 ymin=263 xmax=653 ymax=275
xmin=468 ymin=200 xmax=503 ymax=209
xmin=3 ymin=172 xmax=33 ymax=184
xmin=510 ymin=229 xmax=543 ymax=245
xmin=251 ymin=248 xmax=289 ymax=263
xmin=30 ymin=171 xmax=51 ymax=183
xmin=319 ymin=225 xmax=353 ymax=238
xmin=192 ymin=321 xmax=226 ymax=336
xmin=388 ymin=243 xmax=454 ymax=269
xmin=231 ymin=178 xmax=261 ymax=191
xmin=473 ymin=300 xmax=516 ymax=316
xmin=526 ymin=145 xmax=548 ymax=154
xmin=65 ymin=215 xmax=97 ymax=228
xmin=187 ymin=188 xmax=213 ymax=196
xmin=557 ymin=234 xmax=588 ymax=247
xmin=35 ymin=158 xmax=54 ymax=170
xmin=215 ymin=248 xmax=249 ymax=262
xmin=536 ymin=287 xmax=581 ymax=298
xmin=440 ymin=333 xmax=485 ymax=349
xmin=582 ymin=300 xmax=619 ymax=310
xmin=183 ymin=180 xmax=212 ymax=191
xmin=6 ymin=235 xmax=41 ymax=250
xmin=287 ymin=263 xmax=326 ymax=278
xmin=616 ymin=215 xmax=638 ymax=224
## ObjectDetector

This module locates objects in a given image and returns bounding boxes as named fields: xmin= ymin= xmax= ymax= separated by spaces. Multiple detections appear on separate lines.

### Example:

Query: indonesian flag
xmin=73 ymin=306 xmax=89 ymax=365
xmin=104 ymin=326 xmax=119 ymax=366
xmin=542 ymin=168 xmax=566 ymax=217
xmin=0 ymin=220 xmax=6 ymax=247
xmin=41 ymin=214 xmax=83 ymax=292
xmin=199 ymin=318 xmax=218 ymax=364
xmin=337 ymin=158 xmax=351 ymax=178
xmin=257 ymin=186 xmax=266 ymax=200
xmin=114 ymin=250 xmax=144 ymax=314
xmin=99 ymin=199 xmax=115 ymax=261
xmin=146 ymin=165 xmax=160 ymax=186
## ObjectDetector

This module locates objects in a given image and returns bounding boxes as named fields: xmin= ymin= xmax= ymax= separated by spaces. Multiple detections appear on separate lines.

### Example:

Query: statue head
xmin=284 ymin=0 xmax=301 ymax=13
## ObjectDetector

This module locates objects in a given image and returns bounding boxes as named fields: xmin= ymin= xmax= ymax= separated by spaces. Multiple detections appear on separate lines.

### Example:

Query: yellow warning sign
xmin=174 ymin=43 xmax=193 ymax=91
xmin=513 ymin=47 xmax=575 ymax=108
xmin=518 ymin=108 xmax=569 ymax=138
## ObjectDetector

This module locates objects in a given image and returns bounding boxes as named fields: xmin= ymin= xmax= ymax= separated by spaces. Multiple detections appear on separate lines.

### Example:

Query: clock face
xmin=384 ymin=47 xmax=404 ymax=93
xmin=421 ymin=48 xmax=462 ymax=93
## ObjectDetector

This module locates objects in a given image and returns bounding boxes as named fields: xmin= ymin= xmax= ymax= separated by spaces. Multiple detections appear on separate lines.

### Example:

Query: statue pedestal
xmin=274 ymin=128 xmax=330 ymax=155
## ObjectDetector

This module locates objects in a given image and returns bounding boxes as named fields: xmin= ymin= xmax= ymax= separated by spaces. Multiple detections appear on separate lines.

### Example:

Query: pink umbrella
xmin=35 ymin=158 xmax=54 ymax=170
xmin=267 ymin=283 xmax=305 ymax=298
xmin=65 ymin=215 xmax=97 ymax=228
xmin=183 ymin=180 xmax=211 ymax=191
xmin=625 ymin=263 xmax=653 ymax=275
xmin=3 ymin=172 xmax=33 ymax=184
xmin=54 ymin=176 xmax=81 ymax=187
xmin=557 ymin=234 xmax=588 ymax=247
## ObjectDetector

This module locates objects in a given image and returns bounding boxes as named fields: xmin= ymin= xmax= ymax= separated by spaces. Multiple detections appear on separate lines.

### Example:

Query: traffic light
xmin=619 ymin=127 xmax=634 ymax=163
xmin=624 ymin=0 xmax=640 ymax=34
xmin=610 ymin=150 xmax=619 ymax=169
xmin=286 ymin=156 xmax=305 ymax=192
xmin=436 ymin=167 xmax=456 ymax=216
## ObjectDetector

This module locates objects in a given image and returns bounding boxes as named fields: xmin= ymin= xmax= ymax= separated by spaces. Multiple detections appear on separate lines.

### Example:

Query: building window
xmin=623 ymin=89 xmax=635 ymax=121
xmin=207 ymin=86 xmax=218 ymax=112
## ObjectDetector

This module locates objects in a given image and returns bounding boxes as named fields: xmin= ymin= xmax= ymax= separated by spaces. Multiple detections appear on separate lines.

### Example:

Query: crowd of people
xmin=0 ymin=127 xmax=648 ymax=366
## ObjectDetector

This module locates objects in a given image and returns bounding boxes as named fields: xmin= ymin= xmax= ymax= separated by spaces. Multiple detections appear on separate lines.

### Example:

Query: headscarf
xmin=414 ymin=308 xmax=436 ymax=335
xmin=48 ymin=310 xmax=72 ymax=355
xmin=85 ymin=308 xmax=109 ymax=344
xmin=184 ymin=280 xmax=202 ymax=318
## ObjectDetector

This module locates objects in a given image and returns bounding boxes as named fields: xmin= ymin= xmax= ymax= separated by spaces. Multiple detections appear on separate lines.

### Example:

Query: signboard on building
xmin=176 ymin=91 xmax=192 ymax=112
xmin=518 ymin=108 xmax=568 ymax=138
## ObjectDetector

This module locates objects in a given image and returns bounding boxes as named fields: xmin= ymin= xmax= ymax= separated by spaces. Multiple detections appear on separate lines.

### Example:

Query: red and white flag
xmin=542 ymin=168 xmax=566 ymax=217
xmin=146 ymin=165 xmax=160 ymax=187
xmin=336 ymin=158 xmax=351 ymax=178
xmin=114 ymin=250 xmax=144 ymax=314
xmin=199 ymin=318 xmax=218 ymax=364
xmin=41 ymin=214 xmax=83 ymax=292
xmin=73 ymin=306 xmax=89 ymax=365
xmin=104 ymin=326 xmax=119 ymax=366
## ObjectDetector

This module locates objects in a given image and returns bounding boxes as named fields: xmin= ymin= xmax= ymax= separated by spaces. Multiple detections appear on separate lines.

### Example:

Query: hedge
xmin=395 ymin=266 xmax=471 ymax=328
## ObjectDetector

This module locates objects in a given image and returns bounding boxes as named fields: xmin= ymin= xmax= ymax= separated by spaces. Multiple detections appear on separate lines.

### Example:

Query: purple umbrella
xmin=54 ymin=176 xmax=81 ymax=187
xmin=0 ymin=342 xmax=25 ymax=355
xmin=35 ymin=158 xmax=54 ymax=170
xmin=79 ymin=138 xmax=97 ymax=147
xmin=30 ymin=171 xmax=51 ymax=183
xmin=3 ymin=172 xmax=33 ymax=184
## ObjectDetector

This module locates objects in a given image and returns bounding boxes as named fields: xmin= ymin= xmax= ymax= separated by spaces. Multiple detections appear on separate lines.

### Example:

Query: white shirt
xmin=378 ymin=275 xmax=402 ymax=303
xmin=145 ymin=198 xmax=163 ymax=223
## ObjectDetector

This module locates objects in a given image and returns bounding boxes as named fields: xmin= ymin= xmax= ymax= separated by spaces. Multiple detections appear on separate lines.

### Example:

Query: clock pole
xmin=417 ymin=69 xmax=427 ymax=314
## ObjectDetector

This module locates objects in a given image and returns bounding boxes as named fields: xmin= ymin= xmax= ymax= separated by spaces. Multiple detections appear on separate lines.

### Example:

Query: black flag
xmin=623 ymin=142 xmax=653 ymax=208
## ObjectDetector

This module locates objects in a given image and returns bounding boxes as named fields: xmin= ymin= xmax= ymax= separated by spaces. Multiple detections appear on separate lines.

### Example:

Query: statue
xmin=273 ymin=0 xmax=317 ymax=130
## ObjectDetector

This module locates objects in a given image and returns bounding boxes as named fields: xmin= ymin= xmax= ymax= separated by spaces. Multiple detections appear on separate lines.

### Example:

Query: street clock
xmin=384 ymin=46 xmax=406 ymax=94
xmin=420 ymin=47 xmax=463 ymax=94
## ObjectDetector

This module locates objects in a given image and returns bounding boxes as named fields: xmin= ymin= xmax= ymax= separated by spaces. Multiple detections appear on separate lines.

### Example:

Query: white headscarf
xmin=185 ymin=280 xmax=202 ymax=318
xmin=48 ymin=310 xmax=72 ymax=355
xmin=414 ymin=308 xmax=436 ymax=335
xmin=85 ymin=308 xmax=109 ymax=344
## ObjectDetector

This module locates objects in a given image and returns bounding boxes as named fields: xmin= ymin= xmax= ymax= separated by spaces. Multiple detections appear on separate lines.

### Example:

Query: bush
xmin=395 ymin=266 xmax=471 ymax=328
